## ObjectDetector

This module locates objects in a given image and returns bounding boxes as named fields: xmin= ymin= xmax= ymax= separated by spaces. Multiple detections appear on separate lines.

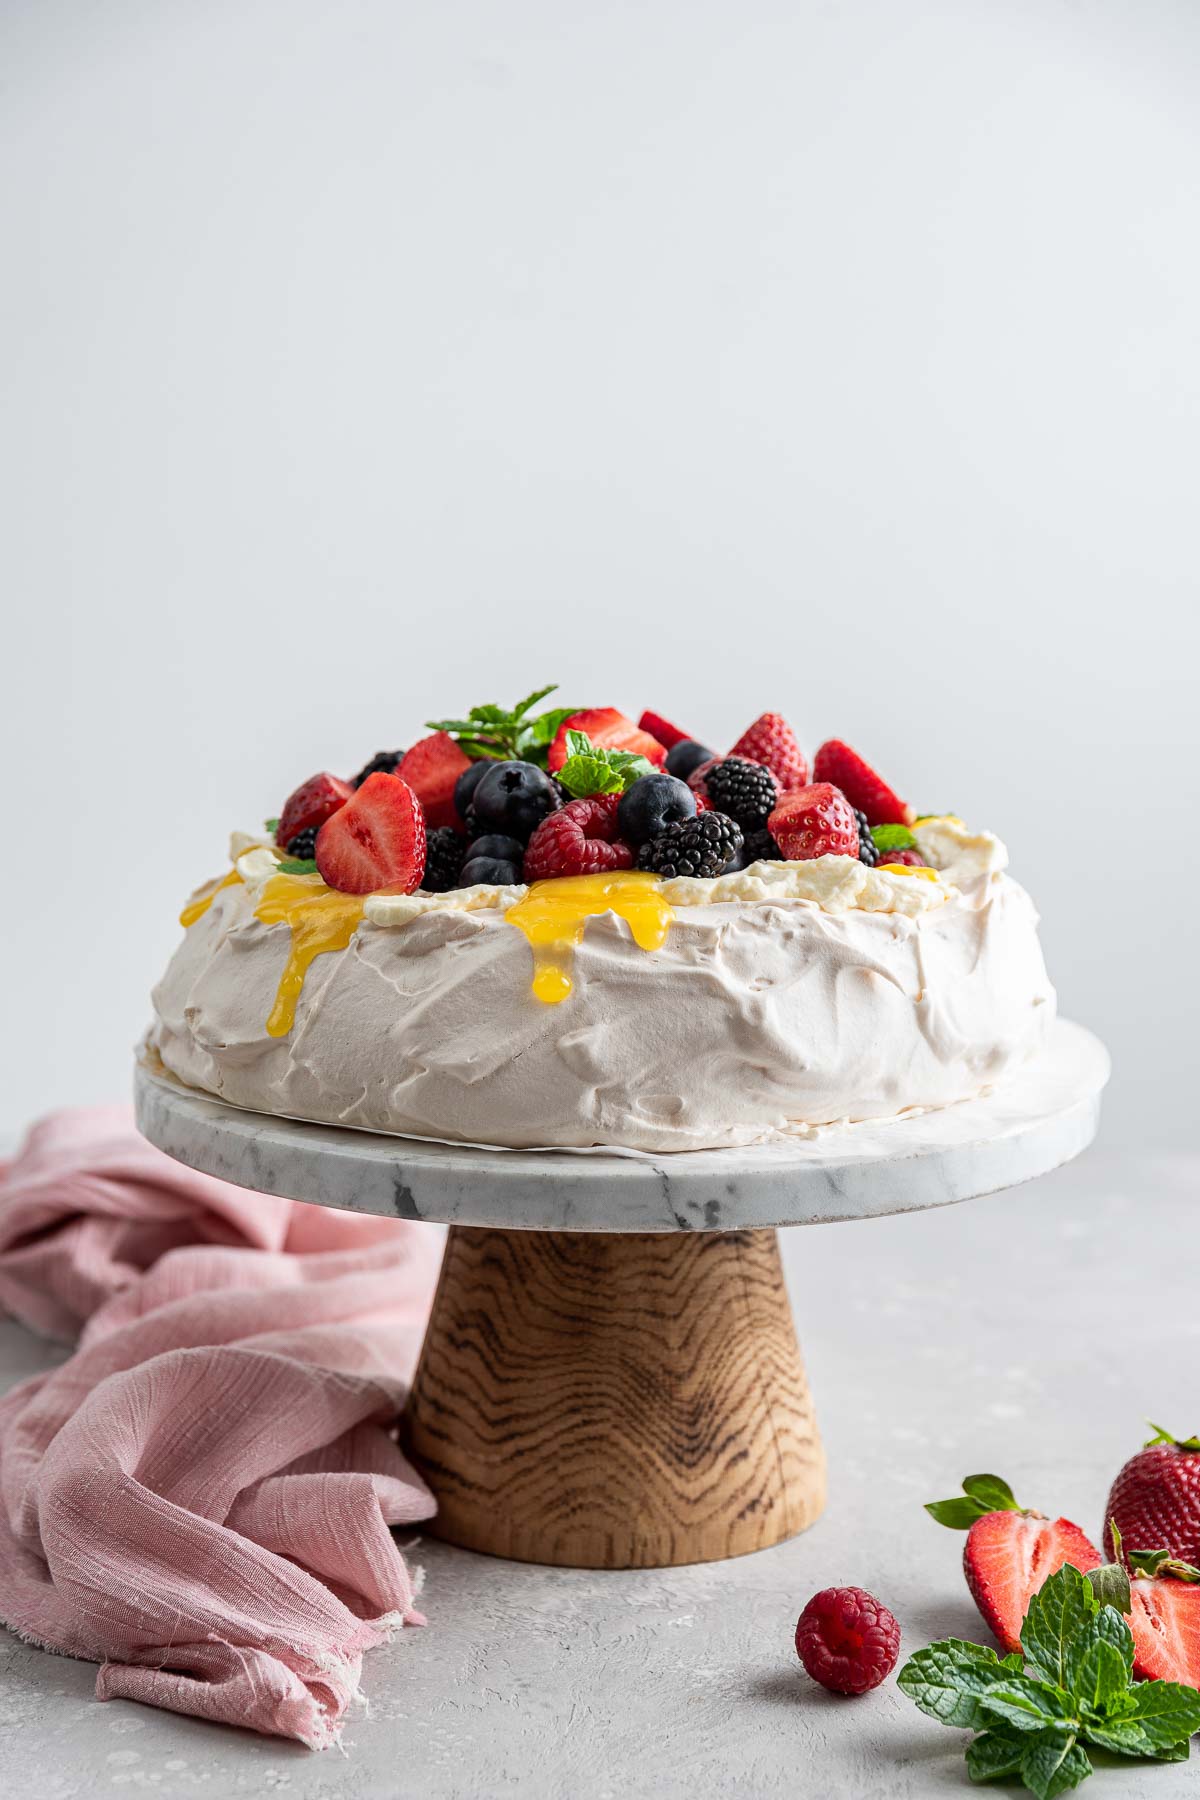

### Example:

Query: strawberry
xmin=926 ymin=1475 xmax=1101 ymax=1655
xmin=397 ymin=732 xmax=473 ymax=831
xmin=812 ymin=739 xmax=912 ymax=827
xmin=1126 ymin=1552 xmax=1200 ymax=1683
xmin=314 ymin=772 xmax=426 ymax=895
xmin=277 ymin=772 xmax=353 ymax=847
xmin=638 ymin=709 xmax=691 ymax=749
xmin=768 ymin=783 xmax=859 ymax=861
xmin=547 ymin=708 xmax=667 ymax=773
xmin=1104 ymin=1426 xmax=1200 ymax=1569
xmin=729 ymin=713 xmax=808 ymax=791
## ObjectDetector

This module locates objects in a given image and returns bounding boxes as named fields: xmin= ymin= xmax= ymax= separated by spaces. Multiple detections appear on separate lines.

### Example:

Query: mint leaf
xmin=509 ymin=684 xmax=558 ymax=719
xmin=517 ymin=707 xmax=580 ymax=755
xmin=1072 ymin=1639 xmax=1131 ymax=1716
xmin=556 ymin=732 xmax=654 ymax=798
xmin=872 ymin=823 xmax=918 ymax=851
xmin=1022 ymin=1564 xmax=1098 ymax=1688
xmin=977 ymin=1674 xmax=1075 ymax=1734
xmin=1064 ymin=1608 xmax=1133 ymax=1696
xmin=264 ymin=817 xmax=280 ymax=834
xmin=1019 ymin=1735 xmax=1090 ymax=1800
xmin=426 ymin=685 xmax=570 ymax=765
xmin=275 ymin=856 xmax=318 ymax=875
xmin=965 ymin=1727 xmax=1028 ymax=1781
xmin=1092 ymin=1679 xmax=1200 ymax=1751
xmin=897 ymin=1640 xmax=1015 ymax=1730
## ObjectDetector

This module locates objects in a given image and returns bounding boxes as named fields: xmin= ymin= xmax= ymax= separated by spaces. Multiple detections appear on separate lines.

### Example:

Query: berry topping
xmin=523 ymin=794 xmax=634 ymax=881
xmin=1105 ymin=1425 xmax=1200 ymax=1571
xmin=351 ymin=750 xmax=405 ymax=788
xmin=472 ymin=760 xmax=562 ymax=841
xmin=877 ymin=849 xmax=924 ymax=868
xmin=466 ymin=833 xmax=526 ymax=865
xmin=795 ymin=1587 xmax=901 ymax=1696
xmin=703 ymin=758 xmax=779 ymax=832
xmin=727 ymin=826 xmax=779 ymax=870
xmin=314 ymin=772 xmax=426 ymax=896
xmin=460 ymin=855 xmax=523 ymax=887
xmin=1127 ymin=1555 xmax=1200 ymax=1684
xmin=454 ymin=760 xmax=490 ymax=823
xmin=284 ymin=826 xmax=319 ymax=861
xmin=729 ymin=713 xmax=808 ymax=791
xmin=813 ymin=739 xmax=912 ymax=827
xmin=853 ymin=809 xmax=878 ymax=867
xmin=398 ymin=732 xmax=474 ymax=832
xmin=637 ymin=709 xmax=691 ymax=749
xmin=616 ymin=773 xmax=696 ymax=847
xmin=685 ymin=758 xmax=720 ymax=794
xmin=637 ymin=811 xmax=742 ymax=879
xmin=547 ymin=709 xmax=667 ymax=773
xmin=421 ymin=826 xmax=468 ymax=894
xmin=664 ymin=738 xmax=717 ymax=781
xmin=768 ymin=783 xmax=859 ymax=861
xmin=277 ymin=772 xmax=354 ymax=848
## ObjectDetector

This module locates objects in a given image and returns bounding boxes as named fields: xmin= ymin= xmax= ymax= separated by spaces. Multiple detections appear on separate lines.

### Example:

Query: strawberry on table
xmin=768 ymin=783 xmax=859 ymax=861
xmin=315 ymin=772 xmax=427 ymax=895
xmin=1104 ymin=1424 xmax=1200 ymax=1569
xmin=277 ymin=772 xmax=354 ymax=847
xmin=547 ymin=709 xmax=667 ymax=773
xmin=729 ymin=713 xmax=808 ymax=792
xmin=637 ymin=709 xmax=691 ymax=749
xmin=813 ymin=739 xmax=913 ymax=827
xmin=398 ymin=732 xmax=473 ymax=832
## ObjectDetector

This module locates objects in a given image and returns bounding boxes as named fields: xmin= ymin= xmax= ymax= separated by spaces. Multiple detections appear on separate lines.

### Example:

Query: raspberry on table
xmin=523 ymin=794 xmax=634 ymax=880
xmin=794 ymin=1586 xmax=901 ymax=1695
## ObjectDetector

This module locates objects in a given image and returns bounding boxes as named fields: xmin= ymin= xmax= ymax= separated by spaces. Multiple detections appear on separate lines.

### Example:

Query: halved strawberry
xmin=1128 ymin=1560 xmax=1200 ymax=1683
xmin=638 ymin=709 xmax=691 ymax=749
xmin=768 ymin=783 xmax=859 ymax=860
xmin=315 ymin=773 xmax=426 ymax=895
xmin=729 ymin=714 xmax=808 ymax=791
xmin=547 ymin=708 xmax=667 ymax=773
xmin=398 ymin=732 xmax=472 ymax=831
xmin=813 ymin=740 xmax=912 ymax=827
xmin=277 ymin=772 xmax=354 ymax=848
xmin=965 ymin=1512 xmax=1101 ymax=1654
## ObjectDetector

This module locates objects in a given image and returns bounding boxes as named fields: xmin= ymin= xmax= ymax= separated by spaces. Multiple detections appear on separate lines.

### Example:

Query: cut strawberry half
xmin=768 ymin=783 xmax=859 ymax=861
xmin=638 ymin=709 xmax=691 ymax=749
xmin=315 ymin=773 xmax=427 ymax=895
xmin=1128 ymin=1564 xmax=1200 ymax=1684
xmin=964 ymin=1512 xmax=1101 ymax=1654
xmin=813 ymin=740 xmax=912 ymax=827
xmin=277 ymin=772 xmax=354 ymax=847
xmin=397 ymin=732 xmax=473 ymax=832
xmin=547 ymin=708 xmax=667 ymax=773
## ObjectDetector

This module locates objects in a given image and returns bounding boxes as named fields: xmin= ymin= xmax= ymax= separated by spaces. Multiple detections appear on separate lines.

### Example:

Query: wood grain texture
xmin=401 ymin=1226 xmax=825 ymax=1567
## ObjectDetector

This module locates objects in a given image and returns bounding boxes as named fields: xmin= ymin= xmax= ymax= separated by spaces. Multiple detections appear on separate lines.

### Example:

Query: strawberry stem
xmin=1145 ymin=1420 xmax=1200 ymax=1452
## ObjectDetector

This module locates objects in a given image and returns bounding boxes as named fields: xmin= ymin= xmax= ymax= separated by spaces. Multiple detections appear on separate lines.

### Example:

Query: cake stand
xmin=134 ymin=1019 xmax=1108 ymax=1570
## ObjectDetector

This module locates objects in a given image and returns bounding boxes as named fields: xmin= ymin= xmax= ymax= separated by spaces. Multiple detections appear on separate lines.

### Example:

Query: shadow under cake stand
xmin=134 ymin=1018 xmax=1107 ymax=1571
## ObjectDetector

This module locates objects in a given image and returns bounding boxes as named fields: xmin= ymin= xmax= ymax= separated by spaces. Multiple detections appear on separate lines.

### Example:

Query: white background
xmin=2 ymin=0 xmax=1197 ymax=1147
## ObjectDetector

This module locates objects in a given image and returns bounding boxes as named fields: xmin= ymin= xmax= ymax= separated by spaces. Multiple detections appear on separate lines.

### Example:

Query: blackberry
xmin=422 ymin=826 xmax=468 ymax=893
xmin=352 ymin=749 xmax=405 ymax=788
xmin=703 ymin=757 xmax=779 ymax=831
xmin=740 ymin=827 xmax=781 ymax=866
xmin=285 ymin=826 xmax=319 ymax=859
xmin=854 ymin=808 xmax=878 ymax=867
xmin=638 ymin=811 xmax=743 ymax=880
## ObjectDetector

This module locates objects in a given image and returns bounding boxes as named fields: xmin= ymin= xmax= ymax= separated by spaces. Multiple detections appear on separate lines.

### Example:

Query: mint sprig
xmin=275 ymin=856 xmax=319 ymax=875
xmin=872 ymin=822 xmax=918 ymax=853
xmin=425 ymin=686 xmax=578 ymax=767
xmin=899 ymin=1561 xmax=1200 ymax=1799
xmin=555 ymin=730 xmax=654 ymax=798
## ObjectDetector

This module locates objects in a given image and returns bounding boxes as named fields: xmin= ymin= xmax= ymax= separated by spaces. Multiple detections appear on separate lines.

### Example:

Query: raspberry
xmin=795 ymin=1586 xmax=900 ymax=1695
xmin=729 ymin=713 xmax=808 ymax=792
xmin=523 ymin=794 xmax=633 ymax=880
xmin=877 ymin=847 xmax=924 ymax=868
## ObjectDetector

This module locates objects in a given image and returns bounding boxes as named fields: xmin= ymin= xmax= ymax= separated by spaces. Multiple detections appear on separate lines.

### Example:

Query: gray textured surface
xmin=133 ymin=1021 xmax=1108 ymax=1231
xmin=2 ymin=1148 xmax=1195 ymax=1798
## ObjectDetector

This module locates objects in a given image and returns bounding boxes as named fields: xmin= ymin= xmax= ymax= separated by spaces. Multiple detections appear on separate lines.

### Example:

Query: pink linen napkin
xmin=0 ymin=1107 xmax=443 ymax=1749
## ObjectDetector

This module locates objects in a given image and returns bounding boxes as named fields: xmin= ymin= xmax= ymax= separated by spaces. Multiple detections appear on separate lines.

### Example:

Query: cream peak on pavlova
xmin=149 ymin=690 xmax=1055 ymax=1152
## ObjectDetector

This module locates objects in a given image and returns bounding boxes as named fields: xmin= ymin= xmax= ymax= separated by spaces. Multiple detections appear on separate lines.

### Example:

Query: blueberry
xmin=466 ymin=833 xmax=525 ymax=864
xmin=617 ymin=773 xmax=697 ymax=846
xmin=471 ymin=760 xmax=560 ymax=841
xmin=665 ymin=738 xmax=716 ymax=780
xmin=460 ymin=855 xmax=523 ymax=887
xmin=454 ymin=760 xmax=491 ymax=823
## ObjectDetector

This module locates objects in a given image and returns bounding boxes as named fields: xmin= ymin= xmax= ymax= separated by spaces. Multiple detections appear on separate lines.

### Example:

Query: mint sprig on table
xmin=899 ymin=1560 xmax=1200 ymax=1799
xmin=426 ymin=685 xmax=578 ymax=766
xmin=555 ymin=731 xmax=654 ymax=797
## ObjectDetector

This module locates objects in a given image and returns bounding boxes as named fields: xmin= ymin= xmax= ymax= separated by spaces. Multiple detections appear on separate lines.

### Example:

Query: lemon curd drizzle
xmin=251 ymin=872 xmax=366 ymax=1038
xmin=505 ymin=871 xmax=673 ymax=1004
xmin=179 ymin=867 xmax=243 ymax=928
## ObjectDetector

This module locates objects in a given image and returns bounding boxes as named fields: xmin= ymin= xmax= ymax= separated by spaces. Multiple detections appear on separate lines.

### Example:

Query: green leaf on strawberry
xmin=555 ymin=731 xmax=655 ymax=798
xmin=925 ymin=1472 xmax=1021 ymax=1528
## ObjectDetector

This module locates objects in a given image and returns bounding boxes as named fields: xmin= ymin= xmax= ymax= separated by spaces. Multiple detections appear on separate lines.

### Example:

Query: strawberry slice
xmin=398 ymin=732 xmax=473 ymax=831
xmin=813 ymin=739 xmax=912 ymax=827
xmin=638 ymin=709 xmax=691 ymax=749
xmin=547 ymin=708 xmax=667 ymax=773
xmin=768 ymin=783 xmax=859 ymax=860
xmin=315 ymin=773 xmax=427 ymax=895
xmin=729 ymin=713 xmax=808 ymax=791
xmin=965 ymin=1512 xmax=1101 ymax=1653
xmin=1129 ymin=1572 xmax=1200 ymax=1683
xmin=277 ymin=772 xmax=353 ymax=847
